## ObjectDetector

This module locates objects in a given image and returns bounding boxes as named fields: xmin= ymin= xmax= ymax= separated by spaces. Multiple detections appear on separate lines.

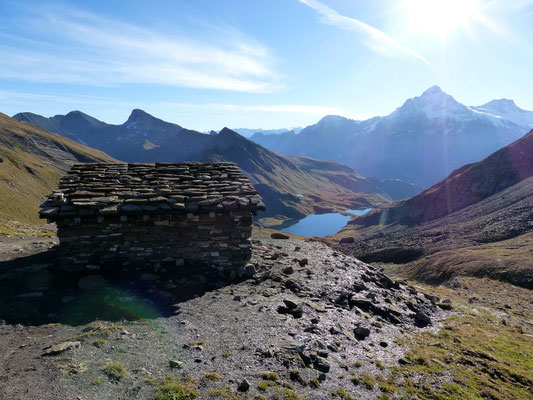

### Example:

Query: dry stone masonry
xmin=39 ymin=162 xmax=265 ymax=276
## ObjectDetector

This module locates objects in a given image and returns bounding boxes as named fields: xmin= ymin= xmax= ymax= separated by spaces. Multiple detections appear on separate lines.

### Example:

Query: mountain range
xmin=12 ymin=110 xmax=420 ymax=226
xmin=230 ymin=127 xmax=302 ymax=138
xmin=335 ymin=128 xmax=533 ymax=288
xmin=250 ymin=86 xmax=533 ymax=188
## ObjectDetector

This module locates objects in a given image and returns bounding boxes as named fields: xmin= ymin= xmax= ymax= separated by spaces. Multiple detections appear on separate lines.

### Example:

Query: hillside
xmin=13 ymin=110 xmax=420 ymax=227
xmin=250 ymin=86 xmax=533 ymax=188
xmin=0 ymin=113 xmax=116 ymax=226
xmin=357 ymin=128 xmax=533 ymax=226
xmin=333 ymin=129 xmax=533 ymax=288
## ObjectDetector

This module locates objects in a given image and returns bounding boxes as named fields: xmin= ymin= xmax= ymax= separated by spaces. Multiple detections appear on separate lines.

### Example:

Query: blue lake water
xmin=280 ymin=213 xmax=351 ymax=237
xmin=346 ymin=208 xmax=372 ymax=216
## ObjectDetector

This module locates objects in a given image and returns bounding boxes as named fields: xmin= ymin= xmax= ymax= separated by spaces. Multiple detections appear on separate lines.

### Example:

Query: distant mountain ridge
xmin=12 ymin=110 xmax=420 ymax=225
xmin=230 ymin=127 xmax=302 ymax=138
xmin=249 ymin=86 xmax=533 ymax=188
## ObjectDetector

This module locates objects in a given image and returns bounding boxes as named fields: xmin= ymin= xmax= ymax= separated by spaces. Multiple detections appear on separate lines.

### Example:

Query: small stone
xmin=282 ymin=266 xmax=294 ymax=275
xmin=169 ymin=360 xmax=183 ymax=369
xmin=298 ymin=258 xmax=308 ymax=267
xmin=42 ymin=341 xmax=81 ymax=356
xmin=237 ymin=379 xmax=250 ymax=392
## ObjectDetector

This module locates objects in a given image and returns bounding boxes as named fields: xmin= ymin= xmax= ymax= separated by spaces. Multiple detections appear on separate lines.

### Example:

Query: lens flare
xmin=403 ymin=0 xmax=480 ymax=37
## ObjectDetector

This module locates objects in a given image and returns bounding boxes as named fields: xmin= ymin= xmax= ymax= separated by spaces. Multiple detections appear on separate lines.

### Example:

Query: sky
xmin=0 ymin=0 xmax=532 ymax=131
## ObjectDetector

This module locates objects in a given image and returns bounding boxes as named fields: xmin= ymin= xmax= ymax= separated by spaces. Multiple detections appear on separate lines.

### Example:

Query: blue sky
xmin=0 ymin=0 xmax=532 ymax=131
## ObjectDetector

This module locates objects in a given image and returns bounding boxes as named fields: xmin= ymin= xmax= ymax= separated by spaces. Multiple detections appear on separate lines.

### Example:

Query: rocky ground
xmin=0 ymin=232 xmax=454 ymax=400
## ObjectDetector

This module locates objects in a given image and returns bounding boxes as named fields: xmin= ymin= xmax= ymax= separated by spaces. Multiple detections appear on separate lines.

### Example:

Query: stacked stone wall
xmin=56 ymin=210 xmax=253 ymax=275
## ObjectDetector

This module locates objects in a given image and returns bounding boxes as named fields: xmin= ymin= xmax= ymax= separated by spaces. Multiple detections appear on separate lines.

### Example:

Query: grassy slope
xmin=355 ymin=277 xmax=533 ymax=400
xmin=0 ymin=113 xmax=116 ymax=227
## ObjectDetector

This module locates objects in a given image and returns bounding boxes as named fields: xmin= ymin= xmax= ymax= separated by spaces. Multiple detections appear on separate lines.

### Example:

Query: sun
xmin=402 ymin=0 xmax=480 ymax=37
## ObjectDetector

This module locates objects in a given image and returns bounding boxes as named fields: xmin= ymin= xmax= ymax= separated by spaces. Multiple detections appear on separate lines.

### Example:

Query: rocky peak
xmin=394 ymin=85 xmax=466 ymax=117
xmin=125 ymin=109 xmax=154 ymax=124
xmin=218 ymin=127 xmax=240 ymax=137
xmin=478 ymin=99 xmax=524 ymax=114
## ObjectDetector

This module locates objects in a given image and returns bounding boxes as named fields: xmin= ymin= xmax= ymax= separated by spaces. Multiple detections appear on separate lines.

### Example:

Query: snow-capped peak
xmin=475 ymin=99 xmax=523 ymax=114
xmin=471 ymin=99 xmax=533 ymax=129
xmin=391 ymin=85 xmax=467 ymax=120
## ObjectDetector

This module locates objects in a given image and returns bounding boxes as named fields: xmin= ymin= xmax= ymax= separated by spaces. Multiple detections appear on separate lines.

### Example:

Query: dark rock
xmin=242 ymin=264 xmax=256 ymax=277
xmin=291 ymin=306 xmax=304 ymax=318
xmin=282 ymin=266 xmax=294 ymax=275
xmin=169 ymin=360 xmax=183 ymax=369
xmin=237 ymin=379 xmax=250 ymax=392
xmin=350 ymin=298 xmax=373 ymax=311
xmin=339 ymin=237 xmax=355 ymax=244
xmin=353 ymin=327 xmax=371 ymax=340
xmin=313 ymin=357 xmax=330 ymax=373
xmin=298 ymin=258 xmax=308 ymax=267
xmin=379 ymin=341 xmax=388 ymax=348
xmin=414 ymin=312 xmax=432 ymax=327
xmin=284 ymin=279 xmax=302 ymax=292
xmin=283 ymin=299 xmax=298 ymax=309
xmin=271 ymin=233 xmax=290 ymax=239
xmin=436 ymin=302 xmax=453 ymax=310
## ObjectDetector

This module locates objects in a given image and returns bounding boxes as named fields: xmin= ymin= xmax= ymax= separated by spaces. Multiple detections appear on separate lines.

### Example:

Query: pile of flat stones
xmin=39 ymin=162 xmax=265 ymax=218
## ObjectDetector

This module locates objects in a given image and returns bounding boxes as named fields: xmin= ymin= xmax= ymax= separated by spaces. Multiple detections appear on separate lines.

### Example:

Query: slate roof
xmin=39 ymin=162 xmax=265 ymax=220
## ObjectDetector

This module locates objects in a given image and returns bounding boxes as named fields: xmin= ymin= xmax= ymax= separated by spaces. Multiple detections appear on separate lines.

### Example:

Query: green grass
xmin=203 ymin=372 xmax=221 ymax=382
xmin=154 ymin=377 xmax=198 ymax=400
xmin=102 ymin=361 xmax=126 ymax=380
xmin=350 ymin=374 xmax=374 ymax=390
xmin=330 ymin=388 xmax=354 ymax=399
xmin=260 ymin=371 xmax=279 ymax=381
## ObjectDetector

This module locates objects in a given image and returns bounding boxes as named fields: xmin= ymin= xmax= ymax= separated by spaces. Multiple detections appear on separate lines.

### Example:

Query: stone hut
xmin=39 ymin=162 xmax=265 ymax=276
